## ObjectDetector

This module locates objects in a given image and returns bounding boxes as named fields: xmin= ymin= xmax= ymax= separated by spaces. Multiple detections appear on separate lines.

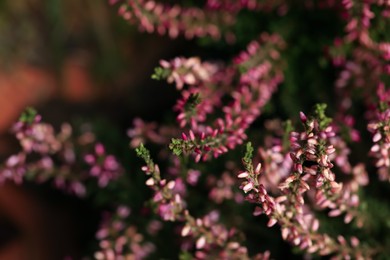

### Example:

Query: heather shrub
xmin=1 ymin=0 xmax=390 ymax=259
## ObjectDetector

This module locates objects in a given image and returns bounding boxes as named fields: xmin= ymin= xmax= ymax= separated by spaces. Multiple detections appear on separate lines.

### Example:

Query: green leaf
xmin=19 ymin=107 xmax=37 ymax=124
xmin=151 ymin=67 xmax=170 ymax=80
xmin=135 ymin=143 xmax=151 ymax=162
xmin=184 ymin=93 xmax=201 ymax=111
xmin=243 ymin=142 xmax=254 ymax=165
xmin=179 ymin=251 xmax=193 ymax=260
xmin=169 ymin=138 xmax=184 ymax=156
xmin=314 ymin=103 xmax=332 ymax=130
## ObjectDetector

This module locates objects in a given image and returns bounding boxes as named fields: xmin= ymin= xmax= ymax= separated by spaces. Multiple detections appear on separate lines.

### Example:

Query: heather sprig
xmin=127 ymin=118 xmax=171 ymax=148
xmin=136 ymin=143 xmax=269 ymax=259
xmin=238 ymin=152 xmax=374 ymax=258
xmin=162 ymin=34 xmax=285 ymax=162
xmin=1 ymin=108 xmax=124 ymax=196
xmin=84 ymin=143 xmax=122 ymax=187
xmin=205 ymin=0 xmax=286 ymax=13
xmin=368 ymin=83 xmax=390 ymax=182
xmin=112 ymin=0 xmax=288 ymax=44
xmin=289 ymin=106 xmax=366 ymax=225
xmin=137 ymin=143 xmax=184 ymax=221
xmin=187 ymin=211 xmax=249 ymax=258
xmin=94 ymin=206 xmax=155 ymax=259
xmin=113 ymin=0 xmax=235 ymax=40
xmin=331 ymin=0 xmax=390 ymax=116
xmin=237 ymin=107 xmax=376 ymax=258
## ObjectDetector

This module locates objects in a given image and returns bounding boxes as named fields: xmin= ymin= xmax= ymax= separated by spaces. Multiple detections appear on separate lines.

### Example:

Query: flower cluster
xmin=331 ymin=0 xmax=390 ymax=114
xmin=136 ymin=143 xmax=186 ymax=221
xmin=156 ymin=57 xmax=218 ymax=91
xmin=208 ymin=171 xmax=243 ymax=204
xmin=127 ymin=117 xmax=177 ymax=149
xmin=84 ymin=143 xmax=122 ymax=187
xmin=288 ymin=106 xmax=367 ymax=225
xmin=136 ymin=143 xmax=270 ymax=259
xmin=0 ymin=108 xmax=124 ymax=196
xmin=368 ymin=83 xmax=390 ymax=181
xmin=205 ymin=0 xmax=286 ymax=13
xmin=112 ymin=0 xmax=297 ymax=42
xmin=94 ymin=206 xmax=155 ymax=259
xmin=12 ymin=108 xmax=65 ymax=154
xmin=113 ymin=0 xmax=235 ymax=40
xmin=180 ymin=210 xmax=272 ymax=260
xmin=238 ymin=136 xmax=374 ymax=259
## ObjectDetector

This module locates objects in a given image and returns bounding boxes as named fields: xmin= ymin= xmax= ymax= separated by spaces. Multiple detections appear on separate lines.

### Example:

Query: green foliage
xmin=169 ymin=138 xmax=185 ymax=156
xmin=19 ymin=107 xmax=37 ymax=124
xmin=179 ymin=251 xmax=193 ymax=260
xmin=243 ymin=142 xmax=254 ymax=164
xmin=135 ymin=143 xmax=152 ymax=164
xmin=151 ymin=67 xmax=170 ymax=80
xmin=282 ymin=120 xmax=294 ymax=151
xmin=243 ymin=142 xmax=254 ymax=173
xmin=314 ymin=103 xmax=332 ymax=130
xmin=185 ymin=93 xmax=201 ymax=111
